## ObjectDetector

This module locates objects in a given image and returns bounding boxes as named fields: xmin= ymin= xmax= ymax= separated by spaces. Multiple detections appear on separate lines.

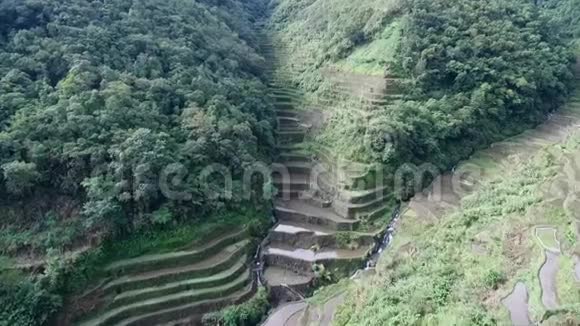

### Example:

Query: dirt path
xmin=318 ymin=294 xmax=346 ymax=326
xmin=262 ymin=302 xmax=308 ymax=326
xmin=261 ymin=293 xmax=346 ymax=326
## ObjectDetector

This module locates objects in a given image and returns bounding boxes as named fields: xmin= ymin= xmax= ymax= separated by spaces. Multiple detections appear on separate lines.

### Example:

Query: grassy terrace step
xmin=275 ymin=108 xmax=299 ymax=117
xmin=273 ymin=173 xmax=311 ymax=192
xmin=269 ymin=222 xmax=338 ymax=250
xmin=364 ymin=202 xmax=391 ymax=221
xmin=272 ymin=90 xmax=304 ymax=98
xmin=264 ymin=244 xmax=370 ymax=274
xmin=332 ymin=194 xmax=392 ymax=219
xmin=275 ymin=143 xmax=306 ymax=152
xmin=277 ymin=130 xmax=305 ymax=144
xmin=274 ymin=100 xmax=303 ymax=108
xmin=337 ymin=185 xmax=391 ymax=204
xmin=273 ymin=93 xmax=303 ymax=101
xmin=330 ymin=85 xmax=387 ymax=97
xmin=275 ymin=199 xmax=359 ymax=231
xmin=263 ymin=266 xmax=313 ymax=287
xmin=277 ymin=116 xmax=301 ymax=125
xmin=276 ymin=152 xmax=311 ymax=163
xmin=264 ymin=245 xmax=371 ymax=263
xmin=336 ymin=81 xmax=404 ymax=95
xmin=275 ymin=102 xmax=295 ymax=110
xmin=268 ymin=81 xmax=300 ymax=87
xmin=277 ymin=125 xmax=306 ymax=133
xmin=270 ymin=222 xmax=375 ymax=247
xmin=278 ymin=128 xmax=305 ymax=135
xmin=102 ymin=240 xmax=250 ymax=294
xmin=269 ymin=76 xmax=300 ymax=83
xmin=118 ymin=284 xmax=255 ymax=326
xmin=80 ymin=270 xmax=251 ymax=326
xmin=275 ymin=161 xmax=312 ymax=175
xmin=278 ymin=125 xmax=303 ymax=133
xmin=104 ymin=229 xmax=246 ymax=276
xmin=269 ymin=85 xmax=301 ymax=92
xmin=331 ymin=79 xmax=387 ymax=93
xmin=109 ymin=256 xmax=248 ymax=309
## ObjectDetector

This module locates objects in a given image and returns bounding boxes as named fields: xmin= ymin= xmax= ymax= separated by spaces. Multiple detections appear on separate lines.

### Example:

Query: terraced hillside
xmin=257 ymin=26 xmax=399 ymax=303
xmin=262 ymin=64 xmax=580 ymax=325
xmin=314 ymin=67 xmax=580 ymax=325
xmin=395 ymin=69 xmax=580 ymax=326
xmin=71 ymin=229 xmax=256 ymax=326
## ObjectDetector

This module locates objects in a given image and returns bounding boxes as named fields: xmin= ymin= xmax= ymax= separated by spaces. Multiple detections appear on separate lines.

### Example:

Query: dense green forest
xmin=379 ymin=0 xmax=575 ymax=169
xmin=0 ymin=0 xmax=273 ymax=324
xmin=271 ymin=0 xmax=576 ymax=175
xmin=324 ymin=0 xmax=580 ymax=324
xmin=0 ymin=0 xmax=274 ymax=256
xmin=268 ymin=0 xmax=402 ymax=87
xmin=1 ymin=0 xmax=579 ymax=324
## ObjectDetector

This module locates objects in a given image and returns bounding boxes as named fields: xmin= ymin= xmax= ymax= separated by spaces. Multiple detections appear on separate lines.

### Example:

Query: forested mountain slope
xmin=333 ymin=79 xmax=580 ymax=325
xmin=0 ymin=0 xmax=273 ymax=324
xmin=261 ymin=0 xmax=580 ymax=325
xmin=267 ymin=0 xmax=575 ymax=179
xmin=0 ymin=0 xmax=273 ymax=260
xmin=0 ymin=0 xmax=578 ymax=325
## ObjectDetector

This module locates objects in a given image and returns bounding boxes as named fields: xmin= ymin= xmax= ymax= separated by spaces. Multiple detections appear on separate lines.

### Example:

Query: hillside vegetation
xmin=0 ymin=0 xmax=272 ymax=324
xmin=313 ymin=0 xmax=580 ymax=324
xmin=1 ymin=0 xmax=579 ymax=324
xmin=334 ymin=106 xmax=580 ymax=325
xmin=270 ymin=0 xmax=575 ymax=177
xmin=268 ymin=0 xmax=402 ymax=85
xmin=0 ymin=0 xmax=273 ymax=259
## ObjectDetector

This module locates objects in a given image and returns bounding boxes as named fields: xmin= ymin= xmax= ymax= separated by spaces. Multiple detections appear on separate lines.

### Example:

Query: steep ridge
xmin=74 ymin=229 xmax=256 ymax=326
xmin=256 ymin=25 xmax=399 ymax=303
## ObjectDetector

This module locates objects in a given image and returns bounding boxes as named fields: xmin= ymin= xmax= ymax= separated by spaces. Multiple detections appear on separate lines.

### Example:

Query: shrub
xmin=483 ymin=270 xmax=506 ymax=290
xmin=202 ymin=287 xmax=270 ymax=326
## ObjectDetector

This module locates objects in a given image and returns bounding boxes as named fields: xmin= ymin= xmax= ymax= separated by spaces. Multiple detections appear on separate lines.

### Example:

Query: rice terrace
xmin=0 ymin=0 xmax=579 ymax=325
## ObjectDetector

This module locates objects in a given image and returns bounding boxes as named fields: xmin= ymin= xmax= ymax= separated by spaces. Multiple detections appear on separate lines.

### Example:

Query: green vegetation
xmin=549 ymin=0 xmax=580 ymax=39
xmin=1 ymin=0 xmax=579 ymax=324
xmin=0 ymin=272 xmax=61 ymax=326
xmin=202 ymin=287 xmax=271 ymax=326
xmin=334 ymin=19 xmax=402 ymax=75
xmin=61 ymin=208 xmax=268 ymax=294
xmin=0 ymin=208 xmax=268 ymax=326
xmin=535 ymin=227 xmax=560 ymax=251
xmin=318 ymin=0 xmax=575 ymax=168
xmin=268 ymin=0 xmax=402 ymax=88
xmin=307 ymin=278 xmax=351 ymax=306
xmin=0 ymin=0 xmax=273 ymax=324
xmin=333 ymin=132 xmax=580 ymax=325
xmin=0 ymin=0 xmax=274 ymax=260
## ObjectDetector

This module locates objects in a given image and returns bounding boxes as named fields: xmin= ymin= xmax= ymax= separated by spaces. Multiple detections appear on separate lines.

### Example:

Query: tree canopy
xmin=378 ymin=0 xmax=575 ymax=168
xmin=0 ymin=0 xmax=274 ymax=254
xmin=274 ymin=0 xmax=576 ymax=176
